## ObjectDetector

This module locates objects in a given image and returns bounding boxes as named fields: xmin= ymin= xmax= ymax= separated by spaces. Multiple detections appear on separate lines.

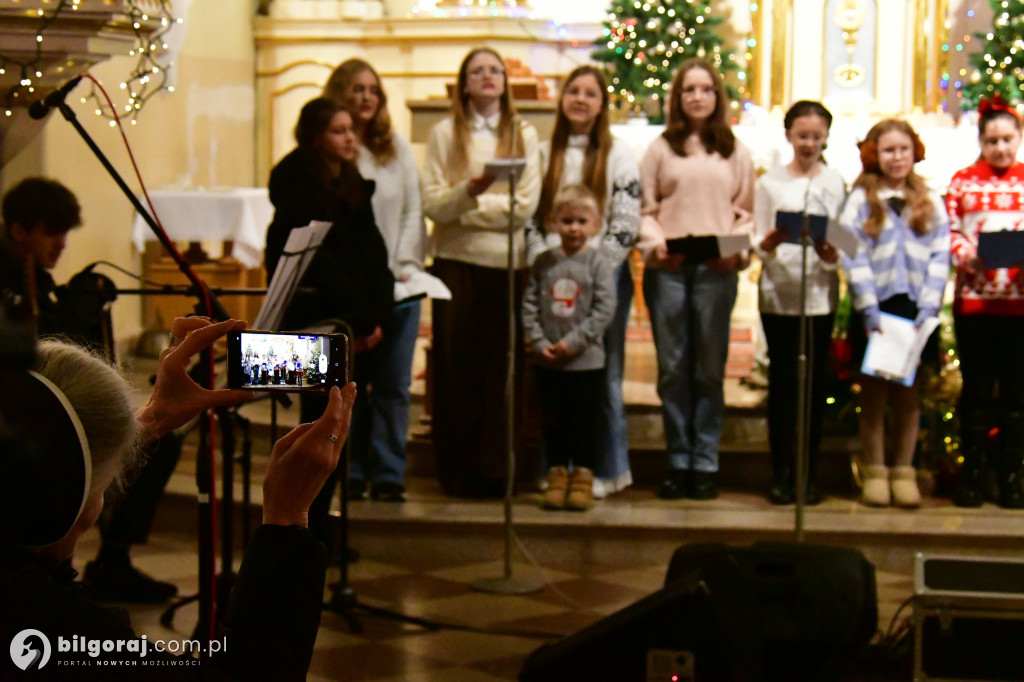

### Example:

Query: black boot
xmin=804 ymin=457 xmax=822 ymax=506
xmin=952 ymin=409 xmax=989 ymax=508
xmin=997 ymin=411 xmax=1024 ymax=510
xmin=768 ymin=467 xmax=795 ymax=505
xmin=768 ymin=446 xmax=795 ymax=505
xmin=83 ymin=546 xmax=178 ymax=604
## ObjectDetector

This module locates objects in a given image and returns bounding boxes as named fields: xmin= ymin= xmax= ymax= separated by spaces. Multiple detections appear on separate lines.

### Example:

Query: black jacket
xmin=265 ymin=149 xmax=393 ymax=337
xmin=0 ymin=525 xmax=325 ymax=681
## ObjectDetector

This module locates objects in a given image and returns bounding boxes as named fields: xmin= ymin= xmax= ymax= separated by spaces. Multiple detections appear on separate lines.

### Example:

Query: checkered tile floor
xmin=74 ymin=519 xmax=917 ymax=682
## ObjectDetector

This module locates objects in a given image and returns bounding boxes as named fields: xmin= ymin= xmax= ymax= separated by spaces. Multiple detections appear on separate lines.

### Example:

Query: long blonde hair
xmin=323 ymin=58 xmax=396 ymax=165
xmin=449 ymin=47 xmax=525 ymax=180
xmin=538 ymin=66 xmax=613 ymax=225
xmin=853 ymin=119 xmax=933 ymax=239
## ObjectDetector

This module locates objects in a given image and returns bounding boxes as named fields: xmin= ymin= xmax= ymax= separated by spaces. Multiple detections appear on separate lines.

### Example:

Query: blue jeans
xmin=594 ymin=262 xmax=634 ymax=482
xmin=351 ymin=299 xmax=420 ymax=485
xmin=642 ymin=264 xmax=738 ymax=473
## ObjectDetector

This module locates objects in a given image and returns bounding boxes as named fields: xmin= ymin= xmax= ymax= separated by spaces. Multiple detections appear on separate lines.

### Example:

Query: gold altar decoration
xmin=833 ymin=0 xmax=867 ymax=87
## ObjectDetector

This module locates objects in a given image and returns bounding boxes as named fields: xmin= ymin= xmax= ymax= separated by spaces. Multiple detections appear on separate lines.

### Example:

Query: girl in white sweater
xmin=323 ymin=58 xmax=426 ymax=501
xmin=421 ymin=47 xmax=541 ymax=497
xmin=753 ymin=100 xmax=845 ymax=506
xmin=526 ymin=65 xmax=641 ymax=497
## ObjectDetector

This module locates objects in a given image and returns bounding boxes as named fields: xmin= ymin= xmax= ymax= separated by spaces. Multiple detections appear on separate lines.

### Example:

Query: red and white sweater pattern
xmin=946 ymin=159 xmax=1024 ymax=315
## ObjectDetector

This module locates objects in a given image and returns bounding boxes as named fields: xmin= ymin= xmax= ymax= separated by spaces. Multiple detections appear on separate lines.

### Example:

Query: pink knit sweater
xmin=636 ymin=134 xmax=756 ymax=263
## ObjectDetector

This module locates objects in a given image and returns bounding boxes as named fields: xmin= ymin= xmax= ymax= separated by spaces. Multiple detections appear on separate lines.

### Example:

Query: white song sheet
xmin=252 ymin=221 xmax=332 ymax=331
xmin=861 ymin=312 xmax=941 ymax=386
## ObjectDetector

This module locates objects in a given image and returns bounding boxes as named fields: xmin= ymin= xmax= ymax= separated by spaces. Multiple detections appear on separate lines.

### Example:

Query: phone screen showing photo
xmin=229 ymin=330 xmax=346 ymax=392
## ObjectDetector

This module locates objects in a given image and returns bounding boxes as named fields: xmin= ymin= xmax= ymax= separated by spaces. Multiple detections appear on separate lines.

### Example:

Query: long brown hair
xmin=294 ymin=97 xmax=366 ymax=208
xmin=853 ymin=118 xmax=932 ymax=238
xmin=323 ymin=58 xmax=396 ymax=164
xmin=662 ymin=58 xmax=735 ymax=158
xmin=449 ymin=47 xmax=525 ymax=180
xmin=538 ymin=66 xmax=613 ymax=226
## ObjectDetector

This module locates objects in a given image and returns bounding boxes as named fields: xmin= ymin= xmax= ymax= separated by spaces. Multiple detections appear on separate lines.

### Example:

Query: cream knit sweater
xmin=421 ymin=115 xmax=541 ymax=269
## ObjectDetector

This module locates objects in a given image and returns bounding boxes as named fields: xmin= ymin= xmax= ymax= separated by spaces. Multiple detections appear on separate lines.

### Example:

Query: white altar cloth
xmin=131 ymin=188 xmax=273 ymax=269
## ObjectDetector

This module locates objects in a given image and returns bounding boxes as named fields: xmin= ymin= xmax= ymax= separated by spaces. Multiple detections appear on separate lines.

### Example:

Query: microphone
xmin=28 ymin=75 xmax=83 ymax=120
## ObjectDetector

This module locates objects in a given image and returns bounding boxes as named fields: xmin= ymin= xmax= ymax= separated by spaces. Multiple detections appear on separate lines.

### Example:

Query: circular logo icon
xmin=10 ymin=629 xmax=51 ymax=671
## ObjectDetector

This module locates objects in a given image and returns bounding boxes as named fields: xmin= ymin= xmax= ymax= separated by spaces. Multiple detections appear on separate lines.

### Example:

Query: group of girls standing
xmin=263 ymin=44 xmax=1024 ymax=520
xmin=760 ymin=96 xmax=1024 ymax=512
xmin=263 ymin=58 xmax=423 ymax=550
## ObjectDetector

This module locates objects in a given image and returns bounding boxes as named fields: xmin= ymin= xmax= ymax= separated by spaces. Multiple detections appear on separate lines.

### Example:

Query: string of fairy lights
xmin=942 ymin=0 xmax=1024 ymax=114
xmin=0 ymin=0 xmax=182 ymax=122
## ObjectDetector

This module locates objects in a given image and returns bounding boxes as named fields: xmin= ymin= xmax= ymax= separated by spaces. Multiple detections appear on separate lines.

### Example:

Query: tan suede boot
xmin=861 ymin=465 xmax=890 ymax=507
xmin=890 ymin=466 xmax=922 ymax=508
xmin=542 ymin=467 xmax=569 ymax=509
xmin=565 ymin=467 xmax=595 ymax=510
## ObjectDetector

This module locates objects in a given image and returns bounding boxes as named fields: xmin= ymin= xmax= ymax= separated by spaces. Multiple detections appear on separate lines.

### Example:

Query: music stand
xmin=311 ymin=315 xmax=442 ymax=634
xmin=253 ymin=221 xmax=332 ymax=331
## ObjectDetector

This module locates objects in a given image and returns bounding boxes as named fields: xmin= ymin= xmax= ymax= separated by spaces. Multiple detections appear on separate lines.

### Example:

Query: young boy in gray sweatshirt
xmin=522 ymin=184 xmax=616 ymax=510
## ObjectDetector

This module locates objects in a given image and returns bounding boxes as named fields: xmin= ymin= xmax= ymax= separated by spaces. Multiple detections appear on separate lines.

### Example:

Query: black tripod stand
xmin=321 ymin=434 xmax=441 ymax=634
xmin=315 ymin=317 xmax=440 ymax=634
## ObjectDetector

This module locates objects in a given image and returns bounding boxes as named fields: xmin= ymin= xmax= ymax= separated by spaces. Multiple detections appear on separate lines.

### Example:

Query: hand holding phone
xmin=137 ymin=317 xmax=258 ymax=443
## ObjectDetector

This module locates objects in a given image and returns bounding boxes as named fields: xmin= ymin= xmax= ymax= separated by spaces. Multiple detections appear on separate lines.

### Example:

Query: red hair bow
xmin=979 ymin=93 xmax=1022 ymax=124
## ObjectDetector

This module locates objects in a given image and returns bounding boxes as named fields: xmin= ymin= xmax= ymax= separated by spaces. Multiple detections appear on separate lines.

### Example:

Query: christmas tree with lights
xmin=961 ymin=0 xmax=1024 ymax=111
xmin=591 ymin=0 xmax=742 ymax=121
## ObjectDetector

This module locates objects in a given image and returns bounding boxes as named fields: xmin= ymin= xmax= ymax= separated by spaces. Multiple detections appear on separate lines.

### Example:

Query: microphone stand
xmin=471 ymin=164 xmax=543 ymax=596
xmin=794 ymin=178 xmax=815 ymax=543
xmin=48 ymin=98 xmax=227 ymax=646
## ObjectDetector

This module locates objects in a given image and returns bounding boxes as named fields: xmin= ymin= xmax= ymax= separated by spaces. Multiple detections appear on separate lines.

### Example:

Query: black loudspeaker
xmin=519 ymin=542 xmax=876 ymax=682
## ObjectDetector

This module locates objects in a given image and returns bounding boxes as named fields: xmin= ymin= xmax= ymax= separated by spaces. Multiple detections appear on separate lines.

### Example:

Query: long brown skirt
xmin=430 ymin=258 xmax=527 ymax=498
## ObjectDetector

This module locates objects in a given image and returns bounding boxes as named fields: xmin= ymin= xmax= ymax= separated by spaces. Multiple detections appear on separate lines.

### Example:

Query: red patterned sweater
xmin=946 ymin=159 xmax=1024 ymax=316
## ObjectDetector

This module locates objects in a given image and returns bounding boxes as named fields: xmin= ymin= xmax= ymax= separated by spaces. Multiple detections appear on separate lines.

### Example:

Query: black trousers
xmin=535 ymin=367 xmax=605 ymax=471
xmin=760 ymin=312 xmax=835 ymax=478
xmin=100 ymin=432 xmax=184 ymax=547
xmin=954 ymin=314 xmax=1024 ymax=414
xmin=430 ymin=258 xmax=527 ymax=497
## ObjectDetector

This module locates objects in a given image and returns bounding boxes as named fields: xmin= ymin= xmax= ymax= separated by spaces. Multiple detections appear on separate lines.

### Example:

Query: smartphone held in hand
xmin=227 ymin=329 xmax=349 ymax=392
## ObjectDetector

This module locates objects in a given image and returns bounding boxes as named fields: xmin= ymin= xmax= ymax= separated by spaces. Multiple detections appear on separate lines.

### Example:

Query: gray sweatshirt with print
xmin=521 ymin=247 xmax=616 ymax=371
